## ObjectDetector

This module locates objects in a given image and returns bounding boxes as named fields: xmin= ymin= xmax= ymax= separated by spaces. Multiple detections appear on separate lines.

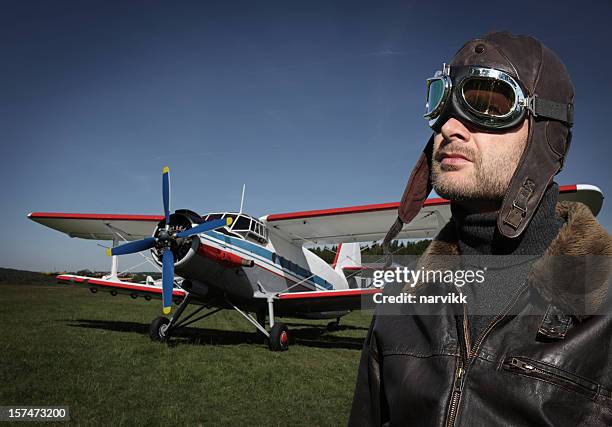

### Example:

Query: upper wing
xmin=27 ymin=212 xmax=164 ymax=241
xmin=262 ymin=184 xmax=604 ymax=245
xmin=28 ymin=184 xmax=603 ymax=244
xmin=263 ymin=199 xmax=450 ymax=245
xmin=556 ymin=184 xmax=604 ymax=215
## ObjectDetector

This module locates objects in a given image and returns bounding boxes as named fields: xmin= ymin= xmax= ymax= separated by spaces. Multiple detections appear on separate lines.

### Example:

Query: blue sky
xmin=4 ymin=0 xmax=611 ymax=271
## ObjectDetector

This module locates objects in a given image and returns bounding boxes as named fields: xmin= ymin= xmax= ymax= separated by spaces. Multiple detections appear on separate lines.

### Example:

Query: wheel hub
xmin=159 ymin=323 xmax=169 ymax=338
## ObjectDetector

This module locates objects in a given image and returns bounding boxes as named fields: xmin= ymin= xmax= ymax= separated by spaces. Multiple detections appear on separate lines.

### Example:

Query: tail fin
xmin=333 ymin=243 xmax=361 ymax=273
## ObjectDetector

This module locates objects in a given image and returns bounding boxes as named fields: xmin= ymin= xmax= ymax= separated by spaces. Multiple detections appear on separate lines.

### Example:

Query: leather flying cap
xmin=383 ymin=32 xmax=574 ymax=256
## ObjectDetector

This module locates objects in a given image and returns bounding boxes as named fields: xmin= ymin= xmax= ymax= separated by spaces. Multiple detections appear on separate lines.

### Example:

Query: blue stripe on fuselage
xmin=202 ymin=230 xmax=333 ymax=290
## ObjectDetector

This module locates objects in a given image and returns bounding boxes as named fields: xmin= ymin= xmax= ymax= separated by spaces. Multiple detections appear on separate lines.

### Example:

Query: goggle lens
xmin=426 ymin=78 xmax=446 ymax=116
xmin=461 ymin=78 xmax=515 ymax=117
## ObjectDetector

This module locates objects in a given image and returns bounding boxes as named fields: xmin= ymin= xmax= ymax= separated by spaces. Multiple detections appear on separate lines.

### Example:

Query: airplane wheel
xmin=268 ymin=323 xmax=289 ymax=351
xmin=327 ymin=320 xmax=341 ymax=332
xmin=149 ymin=316 xmax=170 ymax=342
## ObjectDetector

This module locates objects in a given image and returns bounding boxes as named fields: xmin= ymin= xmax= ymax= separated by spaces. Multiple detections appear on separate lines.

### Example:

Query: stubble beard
xmin=431 ymin=140 xmax=526 ymax=202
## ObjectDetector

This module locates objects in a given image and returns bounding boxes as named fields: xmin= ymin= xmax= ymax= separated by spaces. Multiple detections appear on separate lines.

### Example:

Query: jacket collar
xmin=417 ymin=201 xmax=611 ymax=320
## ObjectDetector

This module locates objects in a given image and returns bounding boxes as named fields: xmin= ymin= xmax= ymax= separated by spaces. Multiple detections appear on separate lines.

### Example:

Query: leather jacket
xmin=349 ymin=202 xmax=612 ymax=426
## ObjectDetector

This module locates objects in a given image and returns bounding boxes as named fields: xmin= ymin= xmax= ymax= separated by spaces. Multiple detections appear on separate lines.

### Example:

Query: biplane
xmin=28 ymin=168 xmax=604 ymax=350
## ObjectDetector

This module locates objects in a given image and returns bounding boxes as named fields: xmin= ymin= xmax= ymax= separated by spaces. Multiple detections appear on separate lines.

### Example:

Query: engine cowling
xmin=151 ymin=212 xmax=199 ymax=266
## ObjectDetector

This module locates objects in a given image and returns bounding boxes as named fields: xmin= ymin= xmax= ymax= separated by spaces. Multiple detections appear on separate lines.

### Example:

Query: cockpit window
xmin=202 ymin=212 xmax=268 ymax=244
xmin=205 ymin=214 xmax=223 ymax=221
xmin=233 ymin=215 xmax=251 ymax=231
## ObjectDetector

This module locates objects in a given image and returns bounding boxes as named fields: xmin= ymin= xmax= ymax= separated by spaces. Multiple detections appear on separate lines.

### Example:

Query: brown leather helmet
xmin=383 ymin=32 xmax=575 ymax=253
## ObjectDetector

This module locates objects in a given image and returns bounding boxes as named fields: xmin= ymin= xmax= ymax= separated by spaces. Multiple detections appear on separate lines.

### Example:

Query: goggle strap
xmin=527 ymin=96 xmax=574 ymax=126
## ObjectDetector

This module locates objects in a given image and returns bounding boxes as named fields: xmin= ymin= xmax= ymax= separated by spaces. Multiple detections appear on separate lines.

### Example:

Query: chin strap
xmin=497 ymin=111 xmax=568 ymax=239
xmin=502 ymin=178 xmax=536 ymax=230
xmin=382 ymin=217 xmax=404 ymax=267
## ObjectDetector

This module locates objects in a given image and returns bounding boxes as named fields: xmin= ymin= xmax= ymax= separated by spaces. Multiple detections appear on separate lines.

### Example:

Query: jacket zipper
xmin=446 ymin=307 xmax=470 ymax=427
xmin=445 ymin=283 xmax=529 ymax=427
xmin=446 ymin=363 xmax=464 ymax=427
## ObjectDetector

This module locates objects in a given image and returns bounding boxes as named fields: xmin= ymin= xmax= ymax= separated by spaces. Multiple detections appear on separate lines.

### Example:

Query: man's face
xmin=431 ymin=118 xmax=529 ymax=201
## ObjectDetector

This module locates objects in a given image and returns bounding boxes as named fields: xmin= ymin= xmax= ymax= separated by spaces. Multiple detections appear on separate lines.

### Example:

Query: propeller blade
xmin=175 ymin=217 xmax=233 ymax=239
xmin=162 ymin=166 xmax=170 ymax=224
xmin=162 ymin=248 xmax=174 ymax=314
xmin=107 ymin=237 xmax=156 ymax=256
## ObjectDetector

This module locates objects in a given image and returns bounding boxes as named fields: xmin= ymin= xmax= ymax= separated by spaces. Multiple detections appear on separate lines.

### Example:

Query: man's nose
xmin=440 ymin=118 xmax=471 ymax=142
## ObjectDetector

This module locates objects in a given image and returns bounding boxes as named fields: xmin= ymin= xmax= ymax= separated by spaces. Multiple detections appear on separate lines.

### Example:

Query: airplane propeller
xmin=106 ymin=166 xmax=232 ymax=314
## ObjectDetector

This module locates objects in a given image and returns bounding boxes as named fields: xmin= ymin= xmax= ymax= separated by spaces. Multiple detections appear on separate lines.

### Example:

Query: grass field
xmin=0 ymin=280 xmax=372 ymax=426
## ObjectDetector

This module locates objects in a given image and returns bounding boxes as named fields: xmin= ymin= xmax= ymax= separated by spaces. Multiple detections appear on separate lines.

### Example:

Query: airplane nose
xmin=108 ymin=166 xmax=233 ymax=315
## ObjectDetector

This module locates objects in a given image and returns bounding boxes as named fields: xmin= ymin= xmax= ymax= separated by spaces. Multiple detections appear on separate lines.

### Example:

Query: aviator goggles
xmin=424 ymin=63 xmax=573 ymax=132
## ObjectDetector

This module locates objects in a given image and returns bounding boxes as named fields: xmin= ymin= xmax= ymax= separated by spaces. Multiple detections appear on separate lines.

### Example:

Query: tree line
xmin=309 ymin=240 xmax=431 ymax=264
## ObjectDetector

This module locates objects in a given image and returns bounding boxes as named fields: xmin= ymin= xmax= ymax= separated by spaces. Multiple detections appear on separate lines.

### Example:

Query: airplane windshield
xmin=234 ymin=215 xmax=251 ymax=230
xmin=202 ymin=212 xmax=268 ymax=244
xmin=230 ymin=213 xmax=268 ymax=244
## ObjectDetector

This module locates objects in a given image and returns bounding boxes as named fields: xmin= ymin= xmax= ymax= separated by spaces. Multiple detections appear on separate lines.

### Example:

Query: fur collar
xmin=416 ymin=201 xmax=611 ymax=319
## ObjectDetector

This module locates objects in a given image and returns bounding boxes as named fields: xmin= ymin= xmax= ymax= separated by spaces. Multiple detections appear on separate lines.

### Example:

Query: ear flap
xmin=398 ymin=135 xmax=435 ymax=224
xmin=383 ymin=135 xmax=435 ymax=257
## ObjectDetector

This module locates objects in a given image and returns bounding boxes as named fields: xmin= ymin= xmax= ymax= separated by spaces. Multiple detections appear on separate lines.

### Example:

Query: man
xmin=349 ymin=32 xmax=612 ymax=426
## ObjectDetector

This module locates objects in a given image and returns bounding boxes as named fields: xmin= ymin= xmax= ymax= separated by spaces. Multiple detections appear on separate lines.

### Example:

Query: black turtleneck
xmin=450 ymin=182 xmax=565 ymax=344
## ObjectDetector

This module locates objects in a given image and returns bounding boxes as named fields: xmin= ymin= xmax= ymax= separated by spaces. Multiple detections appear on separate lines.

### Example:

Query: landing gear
xmin=225 ymin=297 xmax=290 ymax=351
xmin=147 ymin=291 xmax=292 ymax=351
xmin=268 ymin=323 xmax=289 ymax=351
xmin=149 ymin=316 xmax=170 ymax=341
xmin=326 ymin=317 xmax=341 ymax=332
xmin=149 ymin=293 xmax=224 ymax=344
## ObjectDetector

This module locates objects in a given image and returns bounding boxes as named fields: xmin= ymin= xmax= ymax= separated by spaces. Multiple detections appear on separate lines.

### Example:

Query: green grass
xmin=0 ymin=282 xmax=372 ymax=426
